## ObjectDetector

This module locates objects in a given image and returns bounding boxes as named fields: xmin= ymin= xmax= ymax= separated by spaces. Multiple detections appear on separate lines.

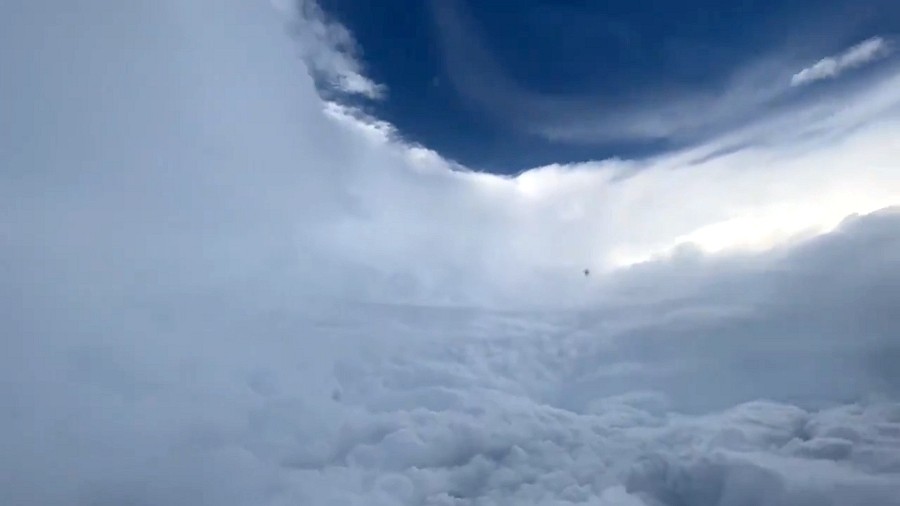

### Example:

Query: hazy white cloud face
xmin=1 ymin=0 xmax=899 ymax=505
xmin=314 ymin=67 xmax=900 ymax=303
xmin=791 ymin=37 xmax=892 ymax=87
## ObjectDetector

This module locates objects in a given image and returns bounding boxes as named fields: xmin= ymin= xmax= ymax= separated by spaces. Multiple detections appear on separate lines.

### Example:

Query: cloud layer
xmin=1 ymin=0 xmax=899 ymax=505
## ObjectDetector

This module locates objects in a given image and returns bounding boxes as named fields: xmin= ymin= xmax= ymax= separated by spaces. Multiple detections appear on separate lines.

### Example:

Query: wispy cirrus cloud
xmin=791 ymin=36 xmax=892 ymax=87
xmin=427 ymin=0 xmax=898 ymax=149
xmin=426 ymin=0 xmax=784 ymax=146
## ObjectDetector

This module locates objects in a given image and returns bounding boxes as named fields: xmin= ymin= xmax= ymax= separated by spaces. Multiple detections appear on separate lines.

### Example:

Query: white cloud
xmin=298 ymin=212 xmax=900 ymax=503
xmin=791 ymin=37 xmax=892 ymax=87
xmin=275 ymin=0 xmax=386 ymax=99
xmin=316 ymin=74 xmax=900 ymax=291
xmin=1 ymin=0 xmax=900 ymax=505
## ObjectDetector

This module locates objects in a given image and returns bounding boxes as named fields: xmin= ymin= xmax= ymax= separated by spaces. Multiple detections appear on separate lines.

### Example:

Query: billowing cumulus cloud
xmin=1 ymin=0 xmax=899 ymax=505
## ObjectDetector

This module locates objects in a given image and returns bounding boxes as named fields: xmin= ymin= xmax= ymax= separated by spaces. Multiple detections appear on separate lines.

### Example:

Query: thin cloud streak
xmin=791 ymin=36 xmax=892 ymax=87
xmin=427 ymin=0 xmax=896 ymax=148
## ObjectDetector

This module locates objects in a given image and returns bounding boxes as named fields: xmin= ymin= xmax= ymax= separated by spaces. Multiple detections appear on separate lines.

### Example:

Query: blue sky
xmin=314 ymin=0 xmax=899 ymax=173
